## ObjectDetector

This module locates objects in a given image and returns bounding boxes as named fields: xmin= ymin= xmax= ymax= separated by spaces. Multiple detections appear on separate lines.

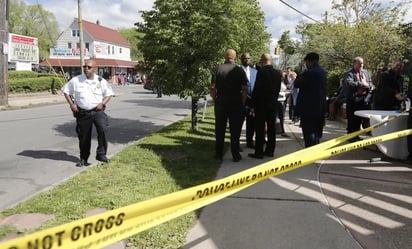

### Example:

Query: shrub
xmin=8 ymin=75 xmax=65 ymax=93
xmin=8 ymin=70 xmax=38 ymax=79
xmin=327 ymin=69 xmax=346 ymax=96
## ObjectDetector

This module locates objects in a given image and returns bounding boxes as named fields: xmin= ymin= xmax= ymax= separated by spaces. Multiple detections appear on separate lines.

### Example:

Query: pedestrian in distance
xmin=248 ymin=53 xmax=282 ymax=159
xmin=294 ymin=52 xmax=327 ymax=147
xmin=240 ymin=52 xmax=258 ymax=149
xmin=288 ymin=71 xmax=300 ymax=123
xmin=277 ymin=75 xmax=289 ymax=137
xmin=210 ymin=48 xmax=248 ymax=162
xmin=62 ymin=59 xmax=114 ymax=166
xmin=342 ymin=56 xmax=372 ymax=142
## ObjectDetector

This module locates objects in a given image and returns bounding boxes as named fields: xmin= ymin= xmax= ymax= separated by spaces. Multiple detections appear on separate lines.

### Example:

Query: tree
xmin=9 ymin=0 xmax=60 ymax=61
xmin=277 ymin=30 xmax=298 ymax=69
xmin=136 ymin=0 xmax=270 ymax=129
xmin=296 ymin=0 xmax=412 ymax=74
xmin=119 ymin=28 xmax=144 ymax=61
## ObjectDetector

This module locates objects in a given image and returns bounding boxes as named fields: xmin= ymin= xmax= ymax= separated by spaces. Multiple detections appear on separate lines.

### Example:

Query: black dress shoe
xmin=76 ymin=159 xmax=90 ymax=167
xmin=233 ymin=155 xmax=242 ymax=162
xmin=348 ymin=136 xmax=362 ymax=143
xmin=96 ymin=155 xmax=109 ymax=163
xmin=248 ymin=153 xmax=263 ymax=159
xmin=263 ymin=152 xmax=274 ymax=157
xmin=246 ymin=143 xmax=255 ymax=149
xmin=214 ymin=154 xmax=223 ymax=161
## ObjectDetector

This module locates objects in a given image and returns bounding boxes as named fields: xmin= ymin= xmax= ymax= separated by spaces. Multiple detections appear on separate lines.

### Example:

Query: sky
xmin=25 ymin=0 xmax=411 ymax=45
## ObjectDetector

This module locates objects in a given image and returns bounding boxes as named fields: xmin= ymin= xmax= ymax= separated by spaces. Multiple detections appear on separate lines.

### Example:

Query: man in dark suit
xmin=373 ymin=61 xmax=404 ymax=110
xmin=248 ymin=53 xmax=282 ymax=158
xmin=211 ymin=48 xmax=248 ymax=162
xmin=294 ymin=52 xmax=327 ymax=147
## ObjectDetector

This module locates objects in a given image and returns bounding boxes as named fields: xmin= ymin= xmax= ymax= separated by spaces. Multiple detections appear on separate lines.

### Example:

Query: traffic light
xmin=274 ymin=46 xmax=282 ymax=55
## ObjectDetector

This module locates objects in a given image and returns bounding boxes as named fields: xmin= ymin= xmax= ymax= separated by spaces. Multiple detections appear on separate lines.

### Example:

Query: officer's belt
xmin=78 ymin=107 xmax=98 ymax=114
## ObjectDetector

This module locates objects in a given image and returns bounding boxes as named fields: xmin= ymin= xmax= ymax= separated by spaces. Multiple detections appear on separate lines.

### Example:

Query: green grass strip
xmin=1 ymin=105 xmax=224 ymax=248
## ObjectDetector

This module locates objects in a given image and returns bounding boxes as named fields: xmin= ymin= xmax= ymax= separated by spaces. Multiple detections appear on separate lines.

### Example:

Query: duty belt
xmin=78 ymin=107 xmax=98 ymax=115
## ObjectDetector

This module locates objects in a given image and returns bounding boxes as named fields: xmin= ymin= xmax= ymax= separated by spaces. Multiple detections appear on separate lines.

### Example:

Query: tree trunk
xmin=191 ymin=96 xmax=198 ymax=130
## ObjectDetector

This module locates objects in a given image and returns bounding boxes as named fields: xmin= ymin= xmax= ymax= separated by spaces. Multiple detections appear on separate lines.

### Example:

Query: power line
xmin=279 ymin=0 xmax=320 ymax=23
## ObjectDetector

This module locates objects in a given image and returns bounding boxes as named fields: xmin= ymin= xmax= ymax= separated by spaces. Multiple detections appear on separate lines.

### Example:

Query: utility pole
xmin=0 ymin=0 xmax=9 ymax=106
xmin=78 ymin=0 xmax=84 ymax=74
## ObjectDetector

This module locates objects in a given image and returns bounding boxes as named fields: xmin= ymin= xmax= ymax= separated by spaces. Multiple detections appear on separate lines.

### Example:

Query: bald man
xmin=211 ymin=48 xmax=248 ymax=162
xmin=248 ymin=53 xmax=282 ymax=158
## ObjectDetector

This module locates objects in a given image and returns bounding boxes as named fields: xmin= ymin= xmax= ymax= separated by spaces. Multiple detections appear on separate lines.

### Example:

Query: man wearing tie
xmin=343 ymin=56 xmax=372 ymax=142
xmin=241 ymin=53 xmax=258 ymax=148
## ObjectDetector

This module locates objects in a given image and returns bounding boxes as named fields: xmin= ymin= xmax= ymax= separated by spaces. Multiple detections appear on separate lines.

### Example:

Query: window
xmin=76 ymin=43 xmax=80 ymax=49
xmin=119 ymin=48 xmax=122 ymax=54
xmin=85 ymin=42 xmax=89 ymax=51
xmin=68 ymin=42 xmax=72 ymax=49
xmin=112 ymin=46 xmax=114 ymax=54
xmin=72 ymin=29 xmax=80 ymax=37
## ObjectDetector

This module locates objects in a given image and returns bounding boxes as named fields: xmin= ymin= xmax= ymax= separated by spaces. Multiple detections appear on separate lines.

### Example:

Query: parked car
xmin=143 ymin=78 xmax=157 ymax=93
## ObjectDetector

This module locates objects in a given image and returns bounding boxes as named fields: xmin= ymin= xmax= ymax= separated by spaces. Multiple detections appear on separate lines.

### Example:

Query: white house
xmin=40 ymin=18 xmax=137 ymax=81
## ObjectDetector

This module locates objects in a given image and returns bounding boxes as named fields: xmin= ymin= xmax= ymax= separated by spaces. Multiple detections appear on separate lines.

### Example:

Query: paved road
xmin=0 ymin=84 xmax=192 ymax=211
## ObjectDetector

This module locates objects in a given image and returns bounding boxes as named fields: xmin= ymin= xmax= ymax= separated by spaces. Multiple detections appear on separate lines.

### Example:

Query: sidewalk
xmin=184 ymin=118 xmax=412 ymax=249
xmin=0 ymin=91 xmax=65 ymax=110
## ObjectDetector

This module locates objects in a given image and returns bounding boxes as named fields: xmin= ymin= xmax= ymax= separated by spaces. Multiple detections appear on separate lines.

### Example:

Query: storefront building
xmin=40 ymin=18 xmax=137 ymax=82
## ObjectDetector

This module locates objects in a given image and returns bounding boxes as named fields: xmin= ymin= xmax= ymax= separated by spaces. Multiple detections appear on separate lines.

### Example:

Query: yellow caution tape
xmin=2 ymin=120 xmax=411 ymax=249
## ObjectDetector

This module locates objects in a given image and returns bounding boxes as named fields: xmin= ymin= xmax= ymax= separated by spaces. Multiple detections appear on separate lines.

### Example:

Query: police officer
xmin=62 ymin=59 xmax=114 ymax=166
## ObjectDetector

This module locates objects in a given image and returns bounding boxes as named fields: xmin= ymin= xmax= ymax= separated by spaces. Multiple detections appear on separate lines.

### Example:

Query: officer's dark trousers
xmin=214 ymin=98 xmax=243 ymax=159
xmin=300 ymin=116 xmax=324 ymax=147
xmin=76 ymin=110 xmax=109 ymax=161
xmin=245 ymin=108 xmax=255 ymax=145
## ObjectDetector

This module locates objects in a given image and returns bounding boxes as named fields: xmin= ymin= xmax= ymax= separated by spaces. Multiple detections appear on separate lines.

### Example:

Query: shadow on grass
xmin=137 ymin=116 xmax=222 ymax=189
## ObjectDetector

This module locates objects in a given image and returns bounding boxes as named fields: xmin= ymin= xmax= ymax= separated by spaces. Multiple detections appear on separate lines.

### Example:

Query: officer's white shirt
xmin=61 ymin=74 xmax=114 ymax=110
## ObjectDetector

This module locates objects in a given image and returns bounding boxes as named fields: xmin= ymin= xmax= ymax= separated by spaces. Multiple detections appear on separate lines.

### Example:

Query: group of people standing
xmin=211 ymin=49 xmax=327 ymax=162
xmin=60 ymin=53 xmax=411 ymax=167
